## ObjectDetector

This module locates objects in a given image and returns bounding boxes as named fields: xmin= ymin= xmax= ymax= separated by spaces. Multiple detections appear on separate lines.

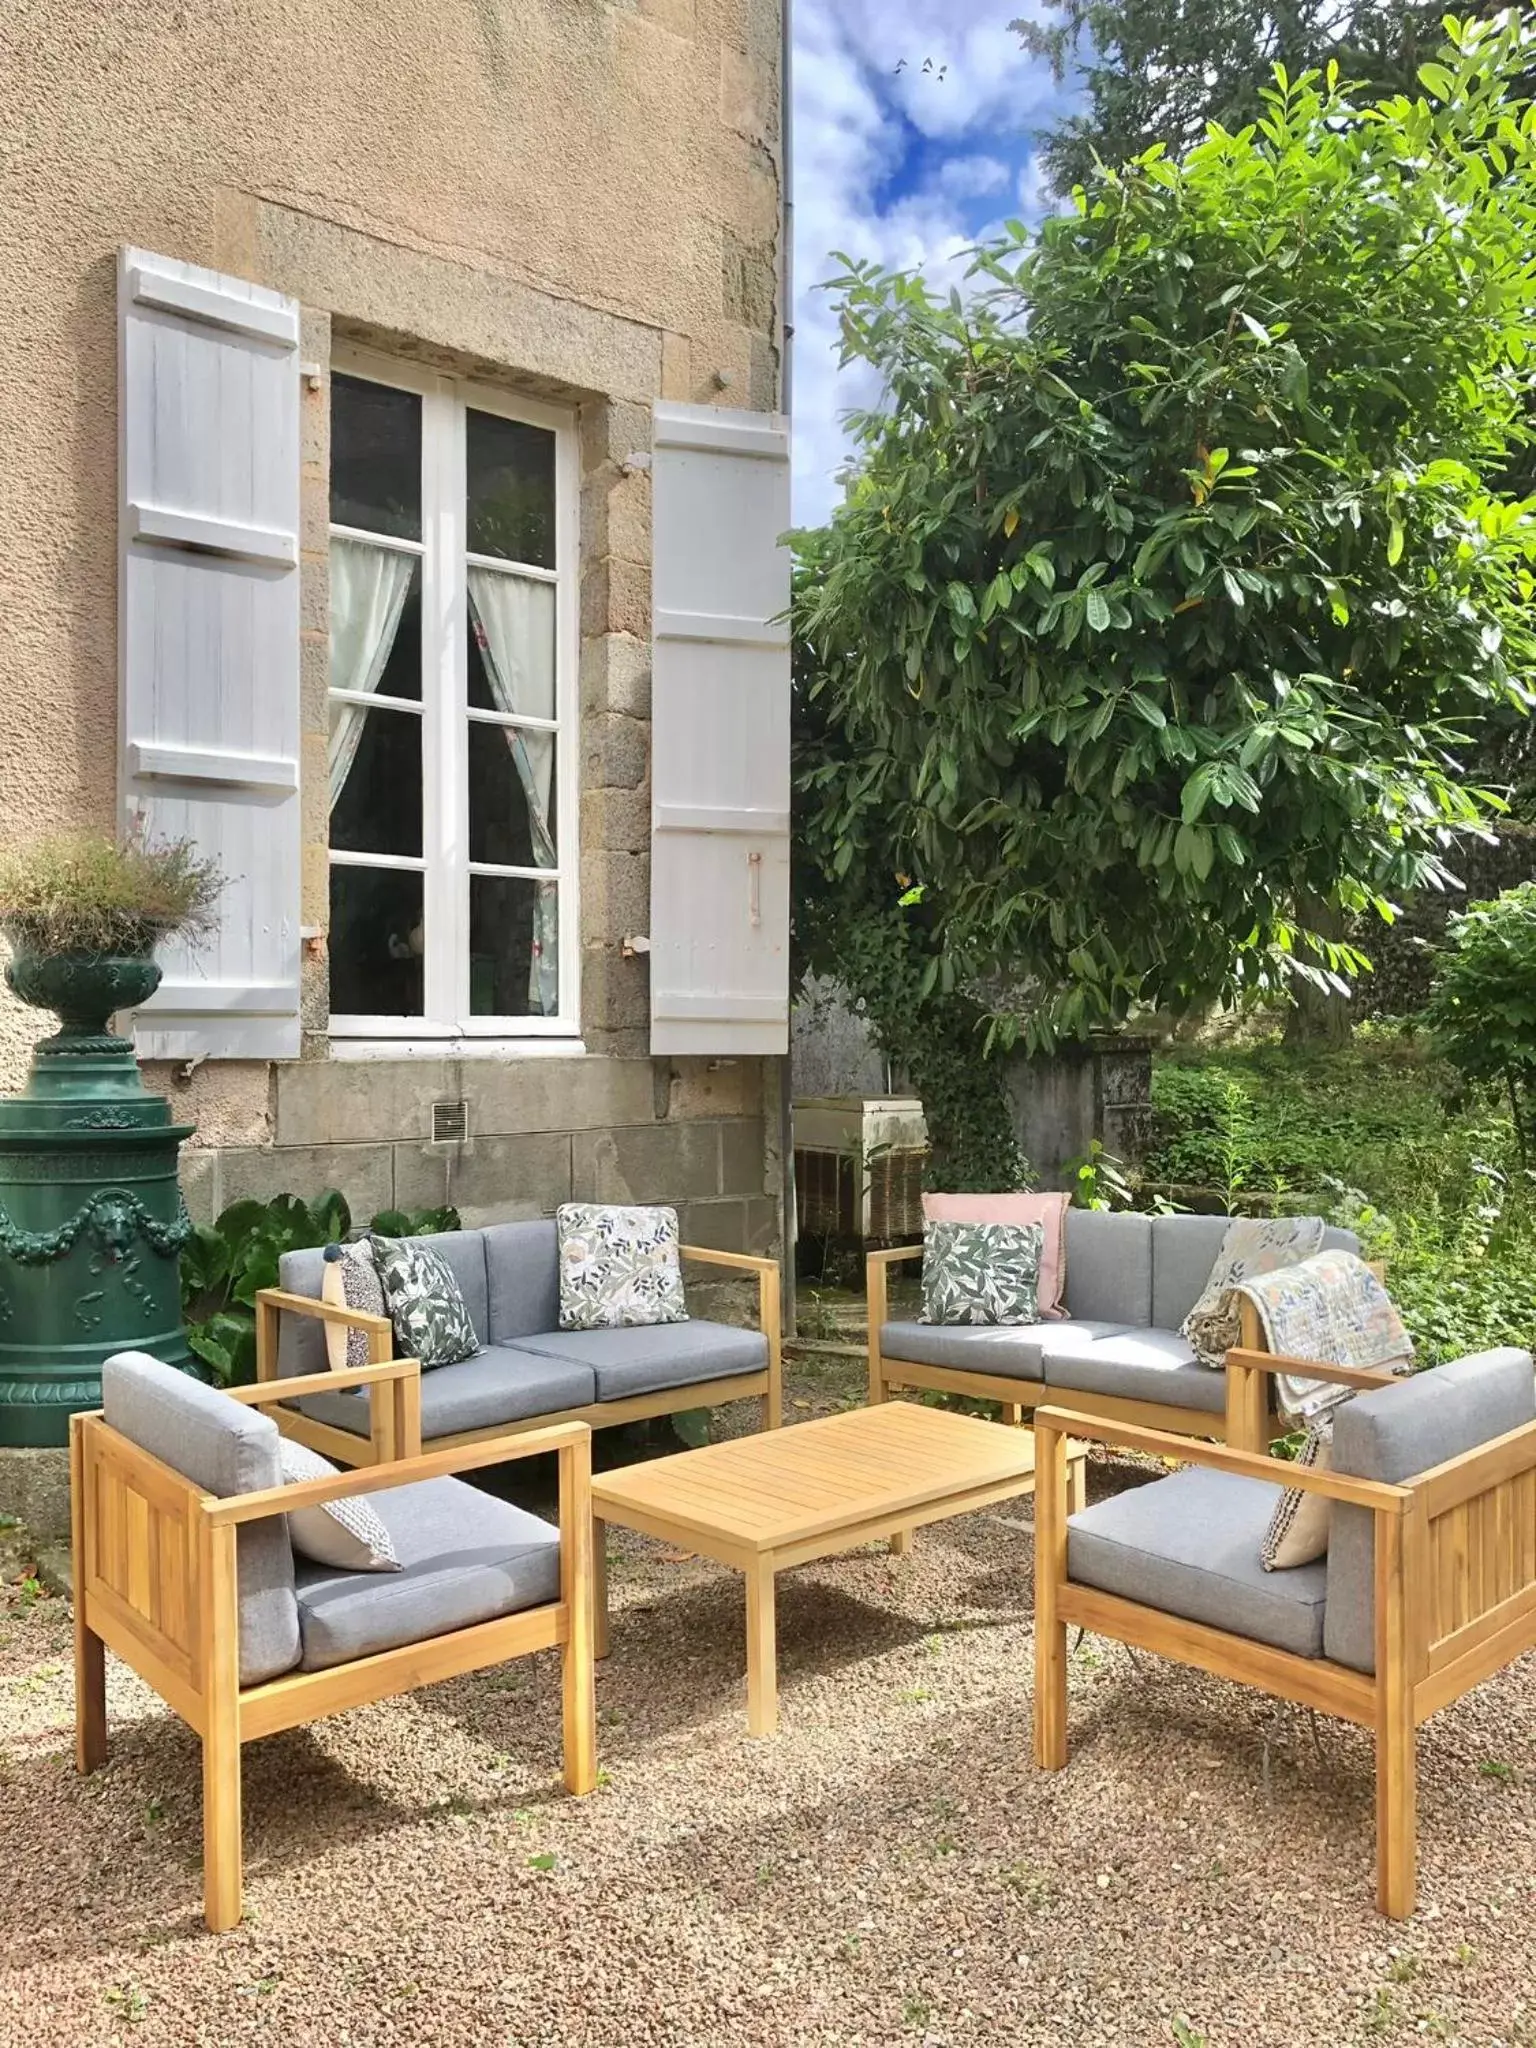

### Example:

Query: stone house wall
xmin=0 ymin=0 xmax=786 ymax=1254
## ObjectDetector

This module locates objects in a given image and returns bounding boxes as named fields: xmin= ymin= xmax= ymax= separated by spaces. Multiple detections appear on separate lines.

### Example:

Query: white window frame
xmin=327 ymin=344 xmax=581 ymax=1042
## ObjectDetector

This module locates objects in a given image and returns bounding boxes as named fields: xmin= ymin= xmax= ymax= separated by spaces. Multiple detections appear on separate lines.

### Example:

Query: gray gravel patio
xmin=3 ymin=1358 xmax=1535 ymax=2048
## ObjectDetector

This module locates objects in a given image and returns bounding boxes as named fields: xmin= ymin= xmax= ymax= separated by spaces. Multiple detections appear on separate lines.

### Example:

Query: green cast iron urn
xmin=0 ymin=946 xmax=193 ymax=1447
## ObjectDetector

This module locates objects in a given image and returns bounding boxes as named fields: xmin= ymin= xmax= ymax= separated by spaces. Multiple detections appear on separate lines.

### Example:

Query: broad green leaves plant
xmin=1422 ymin=882 xmax=1536 ymax=1158
xmin=181 ymin=1191 xmax=461 ymax=1385
xmin=794 ymin=18 xmax=1536 ymax=1057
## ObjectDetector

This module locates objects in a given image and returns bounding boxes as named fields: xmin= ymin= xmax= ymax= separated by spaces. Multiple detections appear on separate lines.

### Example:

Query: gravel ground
xmin=3 ymin=1358 xmax=1536 ymax=2048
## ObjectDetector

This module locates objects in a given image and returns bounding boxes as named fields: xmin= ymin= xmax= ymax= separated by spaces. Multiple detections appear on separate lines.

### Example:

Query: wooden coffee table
xmin=590 ymin=1401 xmax=1086 ymax=1735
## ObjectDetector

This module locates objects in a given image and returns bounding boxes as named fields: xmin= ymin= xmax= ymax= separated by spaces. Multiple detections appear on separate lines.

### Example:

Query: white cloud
xmin=790 ymin=1 xmax=1071 ymax=525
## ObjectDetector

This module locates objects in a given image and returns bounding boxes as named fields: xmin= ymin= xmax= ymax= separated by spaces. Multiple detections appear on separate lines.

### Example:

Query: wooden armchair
xmin=1032 ymin=1344 xmax=1536 ymax=1917
xmin=72 ymin=1351 xmax=596 ymax=1932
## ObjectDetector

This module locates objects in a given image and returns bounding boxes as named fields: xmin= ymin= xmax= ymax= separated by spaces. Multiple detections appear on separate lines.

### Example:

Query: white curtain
xmin=328 ymin=537 xmax=415 ymax=810
xmin=468 ymin=568 xmax=559 ymax=1015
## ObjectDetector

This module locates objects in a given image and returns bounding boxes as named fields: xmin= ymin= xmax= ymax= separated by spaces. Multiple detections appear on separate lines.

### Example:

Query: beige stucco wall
xmin=0 ymin=0 xmax=784 ymax=1250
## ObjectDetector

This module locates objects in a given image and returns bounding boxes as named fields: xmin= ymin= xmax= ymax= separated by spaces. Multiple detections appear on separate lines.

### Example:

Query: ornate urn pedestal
xmin=0 ymin=951 xmax=193 ymax=1449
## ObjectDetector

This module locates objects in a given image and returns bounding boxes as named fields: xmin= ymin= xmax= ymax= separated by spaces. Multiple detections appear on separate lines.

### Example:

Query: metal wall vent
xmin=431 ymin=1099 xmax=468 ymax=1144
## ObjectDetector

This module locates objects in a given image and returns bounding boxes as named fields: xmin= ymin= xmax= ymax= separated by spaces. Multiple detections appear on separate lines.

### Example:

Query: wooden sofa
xmin=869 ymin=1210 xmax=1359 ymax=1445
xmin=257 ymin=1220 xmax=782 ymax=1469
xmin=72 ymin=1350 xmax=596 ymax=1931
xmin=1032 ymin=1344 xmax=1536 ymax=1917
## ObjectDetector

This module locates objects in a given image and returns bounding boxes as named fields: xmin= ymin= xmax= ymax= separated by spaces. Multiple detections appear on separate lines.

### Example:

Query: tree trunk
xmin=1283 ymin=896 xmax=1354 ymax=1049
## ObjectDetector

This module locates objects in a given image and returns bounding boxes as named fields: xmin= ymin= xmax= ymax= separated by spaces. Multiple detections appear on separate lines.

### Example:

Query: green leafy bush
xmin=1148 ymin=1032 xmax=1535 ymax=1364
xmin=0 ymin=831 xmax=222 ymax=954
xmin=1422 ymin=884 xmax=1536 ymax=1163
xmin=1146 ymin=1039 xmax=1462 ymax=1206
xmin=1339 ymin=1177 xmax=1536 ymax=1369
xmin=181 ymin=1191 xmax=461 ymax=1385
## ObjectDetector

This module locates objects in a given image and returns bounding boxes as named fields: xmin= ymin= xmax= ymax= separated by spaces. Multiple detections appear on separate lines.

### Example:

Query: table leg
xmin=889 ymin=1527 xmax=913 ymax=1556
xmin=745 ymin=1559 xmax=778 ymax=1736
xmin=593 ymin=1512 xmax=610 ymax=1661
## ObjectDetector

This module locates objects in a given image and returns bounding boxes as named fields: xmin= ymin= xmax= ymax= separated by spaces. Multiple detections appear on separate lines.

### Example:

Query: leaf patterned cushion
xmin=556 ymin=1203 xmax=689 ymax=1331
xmin=320 ymin=1240 xmax=386 ymax=1371
xmin=921 ymin=1219 xmax=1043 ymax=1327
xmin=368 ymin=1234 xmax=481 ymax=1370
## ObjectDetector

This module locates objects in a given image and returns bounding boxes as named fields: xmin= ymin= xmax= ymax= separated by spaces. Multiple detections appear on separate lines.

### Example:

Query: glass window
xmin=330 ymin=375 xmax=422 ymax=541
xmin=327 ymin=362 xmax=573 ymax=1034
xmin=467 ymin=408 xmax=556 ymax=567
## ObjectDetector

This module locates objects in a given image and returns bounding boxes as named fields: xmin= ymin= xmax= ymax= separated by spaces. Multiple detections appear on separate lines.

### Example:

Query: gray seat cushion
xmin=1061 ymin=1210 xmax=1153 ymax=1324
xmin=507 ymin=1321 xmax=768 ymax=1402
xmin=483 ymin=1221 xmax=560 ymax=1342
xmin=101 ymin=1352 xmax=301 ymax=1686
xmin=1067 ymin=1464 xmax=1328 ymax=1658
xmin=293 ymin=1475 xmax=560 ymax=1672
xmin=298 ymin=1344 xmax=598 ymax=1441
xmin=879 ymin=1319 xmax=1049 ymax=1381
xmin=1041 ymin=1326 xmax=1227 ymax=1416
xmin=277 ymin=1231 xmax=491 ymax=1379
xmin=1148 ymin=1215 xmax=1361 ymax=1331
xmin=1326 ymin=1347 xmax=1536 ymax=1673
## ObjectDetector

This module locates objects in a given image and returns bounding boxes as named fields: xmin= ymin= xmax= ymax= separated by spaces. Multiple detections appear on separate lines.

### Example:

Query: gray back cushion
xmin=277 ymin=1230 xmax=491 ymax=1377
xmin=1148 ymin=1215 xmax=1230 ymax=1330
xmin=1148 ymin=1215 xmax=1360 ymax=1331
xmin=1062 ymin=1210 xmax=1153 ymax=1326
xmin=101 ymin=1351 xmax=301 ymax=1686
xmin=276 ymin=1245 xmax=330 ymax=1378
xmin=1325 ymin=1347 xmax=1536 ymax=1672
xmin=483 ymin=1221 xmax=560 ymax=1341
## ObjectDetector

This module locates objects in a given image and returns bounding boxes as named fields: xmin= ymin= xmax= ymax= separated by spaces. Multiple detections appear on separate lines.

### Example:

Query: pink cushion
xmin=921 ymin=1192 xmax=1070 ymax=1318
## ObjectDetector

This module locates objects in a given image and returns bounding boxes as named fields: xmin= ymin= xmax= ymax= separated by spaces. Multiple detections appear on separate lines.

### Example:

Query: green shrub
xmin=0 ymin=831 xmax=222 ymax=954
xmin=181 ymin=1191 xmax=461 ymax=1385
xmin=1146 ymin=1037 xmax=1469 ymax=1208
xmin=1148 ymin=1031 xmax=1535 ymax=1365
xmin=1422 ymin=884 xmax=1536 ymax=1164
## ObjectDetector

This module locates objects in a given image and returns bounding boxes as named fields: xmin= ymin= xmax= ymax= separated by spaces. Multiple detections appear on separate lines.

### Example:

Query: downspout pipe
xmin=777 ymin=0 xmax=798 ymax=1335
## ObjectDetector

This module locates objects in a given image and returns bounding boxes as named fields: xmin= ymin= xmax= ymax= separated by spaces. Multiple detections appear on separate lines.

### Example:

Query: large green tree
xmin=794 ymin=17 xmax=1536 ymax=1074
xmin=1014 ymin=0 xmax=1478 ymax=196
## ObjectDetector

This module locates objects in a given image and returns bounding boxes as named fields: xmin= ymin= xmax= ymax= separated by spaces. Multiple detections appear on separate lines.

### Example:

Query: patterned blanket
xmin=1182 ymin=1216 xmax=1325 ymax=1371
xmin=1234 ymin=1249 xmax=1414 ymax=1420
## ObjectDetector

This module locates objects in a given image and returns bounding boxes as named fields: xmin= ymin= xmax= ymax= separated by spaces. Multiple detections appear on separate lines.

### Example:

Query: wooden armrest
xmin=679 ymin=1245 xmax=777 ymax=1276
xmin=225 ymin=1358 xmax=420 ymax=1406
xmin=254 ymin=1286 xmax=393 ymax=1338
xmin=1031 ymin=1404 xmax=1408 ymax=1512
xmin=203 ymin=1419 xmax=592 ymax=1528
xmin=1225 ymin=1347 xmax=1402 ymax=1393
xmin=866 ymin=1243 xmax=923 ymax=1268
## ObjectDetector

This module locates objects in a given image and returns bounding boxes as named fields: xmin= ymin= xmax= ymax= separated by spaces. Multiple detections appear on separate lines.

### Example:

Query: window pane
xmin=467 ymin=575 xmax=554 ymax=716
xmin=467 ymin=409 xmax=556 ymax=567
xmin=330 ymin=373 xmax=421 ymax=541
xmin=468 ymin=721 xmax=557 ymax=868
xmin=332 ymin=553 xmax=422 ymax=704
xmin=470 ymin=875 xmax=557 ymax=1017
xmin=330 ymin=867 xmax=424 ymax=1017
xmin=328 ymin=704 xmax=422 ymax=856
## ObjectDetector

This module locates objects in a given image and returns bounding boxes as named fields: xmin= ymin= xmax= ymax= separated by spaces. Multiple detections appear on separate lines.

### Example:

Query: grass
xmin=0 ymin=831 xmax=221 ymax=955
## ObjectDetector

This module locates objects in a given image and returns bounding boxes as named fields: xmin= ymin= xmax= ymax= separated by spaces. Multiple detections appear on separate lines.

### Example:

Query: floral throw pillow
xmin=368 ymin=1234 xmax=480 ymax=1370
xmin=921 ymin=1219 xmax=1043 ymax=1327
xmin=557 ymin=1203 xmax=689 ymax=1331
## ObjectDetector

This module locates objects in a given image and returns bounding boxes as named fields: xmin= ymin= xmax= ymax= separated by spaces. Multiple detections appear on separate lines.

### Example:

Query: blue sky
xmin=790 ymin=1 xmax=1078 ymax=524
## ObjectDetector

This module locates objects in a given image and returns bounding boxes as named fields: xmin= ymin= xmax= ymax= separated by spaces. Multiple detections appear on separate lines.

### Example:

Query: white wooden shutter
xmin=118 ymin=245 xmax=302 ymax=1060
xmin=649 ymin=401 xmax=791 ymax=1056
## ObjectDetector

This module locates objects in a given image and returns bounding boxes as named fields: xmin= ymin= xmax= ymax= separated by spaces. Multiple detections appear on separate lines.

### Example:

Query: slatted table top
xmin=590 ymin=1400 xmax=1052 ymax=1554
